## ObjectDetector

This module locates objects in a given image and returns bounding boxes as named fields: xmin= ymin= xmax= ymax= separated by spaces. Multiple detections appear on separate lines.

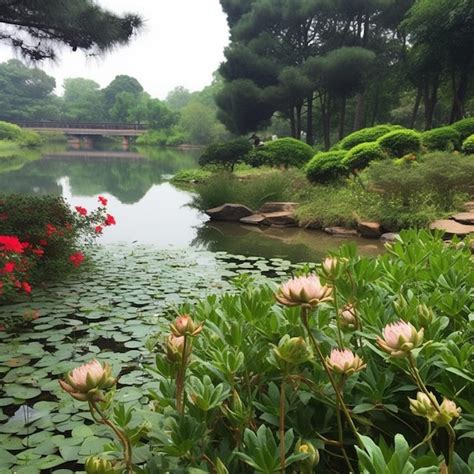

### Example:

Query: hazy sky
xmin=0 ymin=0 xmax=230 ymax=99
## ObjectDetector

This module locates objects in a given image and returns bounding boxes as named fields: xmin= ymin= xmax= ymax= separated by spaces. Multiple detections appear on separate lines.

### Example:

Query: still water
xmin=0 ymin=144 xmax=383 ymax=262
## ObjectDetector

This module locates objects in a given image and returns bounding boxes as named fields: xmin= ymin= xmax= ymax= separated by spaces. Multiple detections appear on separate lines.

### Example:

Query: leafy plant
xmin=337 ymin=125 xmax=398 ymax=150
xmin=198 ymin=138 xmax=252 ymax=171
xmin=451 ymin=117 xmax=474 ymax=140
xmin=305 ymin=150 xmax=348 ymax=182
xmin=421 ymin=126 xmax=462 ymax=151
xmin=377 ymin=129 xmax=421 ymax=157
xmin=461 ymin=134 xmax=474 ymax=154
xmin=342 ymin=142 xmax=387 ymax=172
xmin=247 ymin=138 xmax=314 ymax=168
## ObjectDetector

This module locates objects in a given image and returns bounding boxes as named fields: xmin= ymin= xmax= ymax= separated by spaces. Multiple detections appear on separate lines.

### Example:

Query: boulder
xmin=451 ymin=212 xmax=474 ymax=225
xmin=240 ymin=213 xmax=266 ymax=225
xmin=324 ymin=226 xmax=359 ymax=237
xmin=206 ymin=203 xmax=253 ymax=222
xmin=263 ymin=211 xmax=297 ymax=227
xmin=429 ymin=219 xmax=474 ymax=237
xmin=258 ymin=202 xmax=298 ymax=214
xmin=357 ymin=221 xmax=382 ymax=238
xmin=380 ymin=232 xmax=399 ymax=243
xmin=463 ymin=201 xmax=474 ymax=212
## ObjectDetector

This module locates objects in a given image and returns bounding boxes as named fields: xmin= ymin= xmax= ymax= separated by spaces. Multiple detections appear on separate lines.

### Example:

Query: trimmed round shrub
xmin=199 ymin=138 xmax=252 ymax=171
xmin=305 ymin=150 xmax=348 ymax=182
xmin=377 ymin=129 xmax=421 ymax=157
xmin=338 ymin=125 xmax=394 ymax=150
xmin=462 ymin=134 xmax=474 ymax=154
xmin=342 ymin=142 xmax=386 ymax=172
xmin=421 ymin=126 xmax=462 ymax=151
xmin=247 ymin=137 xmax=314 ymax=168
xmin=452 ymin=117 xmax=474 ymax=140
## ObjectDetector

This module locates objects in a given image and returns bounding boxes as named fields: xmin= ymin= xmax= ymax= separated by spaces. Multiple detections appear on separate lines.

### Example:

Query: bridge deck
xmin=26 ymin=127 xmax=145 ymax=136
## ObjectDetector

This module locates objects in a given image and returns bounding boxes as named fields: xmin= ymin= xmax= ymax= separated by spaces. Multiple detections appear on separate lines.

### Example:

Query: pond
xmin=0 ymin=143 xmax=383 ymax=262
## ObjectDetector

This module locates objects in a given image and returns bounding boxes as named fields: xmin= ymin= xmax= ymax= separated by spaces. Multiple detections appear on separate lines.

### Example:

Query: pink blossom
xmin=377 ymin=320 xmax=424 ymax=358
xmin=276 ymin=275 xmax=332 ymax=308
xmin=326 ymin=349 xmax=366 ymax=375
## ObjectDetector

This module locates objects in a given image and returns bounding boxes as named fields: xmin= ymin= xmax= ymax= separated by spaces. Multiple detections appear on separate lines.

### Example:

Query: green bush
xmin=377 ymin=129 xmax=421 ymax=157
xmin=166 ymin=132 xmax=188 ymax=146
xmin=247 ymin=138 xmax=314 ymax=168
xmin=0 ymin=121 xmax=41 ymax=147
xmin=342 ymin=142 xmax=386 ymax=172
xmin=136 ymin=130 xmax=169 ymax=146
xmin=452 ymin=117 xmax=474 ymax=140
xmin=170 ymin=167 xmax=213 ymax=185
xmin=305 ymin=150 xmax=348 ymax=182
xmin=338 ymin=125 xmax=397 ymax=150
xmin=462 ymin=134 xmax=474 ymax=154
xmin=421 ymin=126 xmax=462 ymax=151
xmin=199 ymin=138 xmax=252 ymax=171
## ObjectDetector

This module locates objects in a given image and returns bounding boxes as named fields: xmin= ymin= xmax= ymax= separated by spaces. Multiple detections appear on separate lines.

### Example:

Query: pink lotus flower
xmin=166 ymin=334 xmax=188 ymax=362
xmin=59 ymin=359 xmax=116 ymax=402
xmin=340 ymin=304 xmax=357 ymax=329
xmin=326 ymin=349 xmax=366 ymax=375
xmin=170 ymin=314 xmax=203 ymax=337
xmin=377 ymin=320 xmax=424 ymax=358
xmin=276 ymin=275 xmax=332 ymax=308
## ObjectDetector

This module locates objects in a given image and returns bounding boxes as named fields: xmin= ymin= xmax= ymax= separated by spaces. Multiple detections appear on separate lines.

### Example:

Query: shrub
xmin=421 ymin=126 xmax=462 ymax=151
xmin=199 ymin=138 xmax=252 ymax=171
xmin=342 ymin=142 xmax=386 ymax=172
xmin=305 ymin=150 xmax=348 ymax=182
xmin=170 ymin=167 xmax=213 ymax=185
xmin=377 ymin=129 xmax=421 ymax=157
xmin=166 ymin=132 xmax=188 ymax=146
xmin=338 ymin=125 xmax=396 ymax=150
xmin=136 ymin=130 xmax=169 ymax=146
xmin=0 ymin=121 xmax=41 ymax=147
xmin=462 ymin=134 xmax=474 ymax=154
xmin=247 ymin=137 xmax=314 ymax=168
xmin=452 ymin=117 xmax=474 ymax=140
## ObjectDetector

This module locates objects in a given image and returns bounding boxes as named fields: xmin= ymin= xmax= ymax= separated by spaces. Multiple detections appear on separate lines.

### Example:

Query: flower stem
xmin=279 ymin=376 xmax=286 ymax=473
xmin=336 ymin=377 xmax=354 ymax=472
xmin=176 ymin=335 xmax=189 ymax=414
xmin=331 ymin=284 xmax=344 ymax=349
xmin=301 ymin=306 xmax=362 ymax=448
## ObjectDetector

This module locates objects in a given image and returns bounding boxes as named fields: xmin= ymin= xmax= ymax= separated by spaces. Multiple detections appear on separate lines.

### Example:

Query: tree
xmin=166 ymin=86 xmax=192 ymax=111
xmin=103 ymin=75 xmax=144 ymax=117
xmin=144 ymin=99 xmax=177 ymax=130
xmin=63 ymin=78 xmax=105 ymax=122
xmin=0 ymin=0 xmax=141 ymax=60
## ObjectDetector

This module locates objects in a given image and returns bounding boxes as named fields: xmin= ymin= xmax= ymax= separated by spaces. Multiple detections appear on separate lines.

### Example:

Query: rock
xmin=380 ymin=232 xmax=399 ymax=243
xmin=240 ymin=214 xmax=266 ymax=225
xmin=263 ymin=211 xmax=297 ymax=227
xmin=429 ymin=219 xmax=474 ymax=237
xmin=451 ymin=212 xmax=474 ymax=225
xmin=463 ymin=201 xmax=474 ymax=212
xmin=258 ymin=202 xmax=298 ymax=214
xmin=357 ymin=221 xmax=382 ymax=238
xmin=206 ymin=203 xmax=253 ymax=222
xmin=324 ymin=226 xmax=359 ymax=237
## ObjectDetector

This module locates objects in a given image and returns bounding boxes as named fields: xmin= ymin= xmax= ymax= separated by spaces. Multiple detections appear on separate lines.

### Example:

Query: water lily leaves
xmin=71 ymin=425 xmax=94 ymax=439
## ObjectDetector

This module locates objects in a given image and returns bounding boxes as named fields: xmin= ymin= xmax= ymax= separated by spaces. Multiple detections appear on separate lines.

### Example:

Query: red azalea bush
xmin=0 ymin=194 xmax=115 ymax=303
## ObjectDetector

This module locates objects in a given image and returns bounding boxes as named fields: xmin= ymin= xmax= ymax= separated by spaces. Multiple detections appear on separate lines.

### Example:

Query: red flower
xmin=69 ymin=252 xmax=85 ymax=267
xmin=46 ymin=223 xmax=57 ymax=237
xmin=75 ymin=206 xmax=88 ymax=216
xmin=0 ymin=324 xmax=5 ymax=332
xmin=31 ymin=248 xmax=44 ymax=257
xmin=22 ymin=282 xmax=32 ymax=294
xmin=39 ymin=239 xmax=48 ymax=247
xmin=95 ymin=225 xmax=103 ymax=234
xmin=3 ymin=262 xmax=15 ymax=273
xmin=98 ymin=196 xmax=108 ymax=206
xmin=0 ymin=236 xmax=24 ymax=253
xmin=104 ymin=214 xmax=116 ymax=226
xmin=65 ymin=223 xmax=73 ymax=230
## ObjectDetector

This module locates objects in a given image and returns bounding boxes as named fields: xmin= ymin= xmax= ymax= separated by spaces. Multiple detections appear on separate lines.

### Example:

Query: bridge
xmin=14 ymin=121 xmax=148 ymax=148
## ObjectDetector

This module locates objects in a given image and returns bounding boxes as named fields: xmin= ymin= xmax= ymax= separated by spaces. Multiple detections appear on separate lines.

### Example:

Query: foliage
xmin=170 ymin=168 xmax=214 ymax=185
xmin=421 ymin=127 xmax=462 ymax=151
xmin=62 ymin=78 xmax=105 ymax=122
xmin=199 ymin=139 xmax=251 ymax=171
xmin=337 ymin=125 xmax=395 ymax=151
xmin=247 ymin=138 xmax=314 ymax=168
xmin=55 ymin=231 xmax=474 ymax=472
xmin=305 ymin=150 xmax=348 ymax=183
xmin=0 ymin=121 xmax=41 ymax=147
xmin=462 ymin=134 xmax=474 ymax=155
xmin=377 ymin=129 xmax=421 ymax=158
xmin=342 ymin=142 xmax=387 ymax=172
xmin=452 ymin=118 xmax=474 ymax=140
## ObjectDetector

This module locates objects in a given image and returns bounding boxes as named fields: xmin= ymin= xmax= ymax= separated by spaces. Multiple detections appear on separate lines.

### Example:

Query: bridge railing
xmin=11 ymin=121 xmax=147 ymax=130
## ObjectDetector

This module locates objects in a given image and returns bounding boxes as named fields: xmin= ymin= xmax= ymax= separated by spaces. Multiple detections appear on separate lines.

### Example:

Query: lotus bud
xmin=409 ymin=392 xmax=437 ymax=419
xmin=59 ymin=359 xmax=117 ymax=402
xmin=340 ymin=304 xmax=357 ymax=329
xmin=85 ymin=456 xmax=120 ymax=474
xmin=326 ymin=349 xmax=366 ymax=376
xmin=433 ymin=399 xmax=461 ymax=427
xmin=416 ymin=304 xmax=434 ymax=326
xmin=273 ymin=336 xmax=312 ymax=367
xmin=321 ymin=257 xmax=347 ymax=278
xmin=377 ymin=320 xmax=424 ymax=358
xmin=166 ymin=334 xmax=188 ymax=363
xmin=276 ymin=274 xmax=332 ymax=308
xmin=295 ymin=439 xmax=319 ymax=472
xmin=170 ymin=314 xmax=203 ymax=337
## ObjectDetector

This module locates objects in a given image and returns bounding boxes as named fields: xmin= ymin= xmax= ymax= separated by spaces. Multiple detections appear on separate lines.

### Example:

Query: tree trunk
xmin=306 ymin=95 xmax=314 ymax=146
xmin=371 ymin=86 xmax=380 ymax=127
xmin=320 ymin=93 xmax=331 ymax=150
xmin=338 ymin=96 xmax=346 ymax=141
xmin=353 ymin=93 xmax=366 ymax=131
xmin=410 ymin=86 xmax=422 ymax=129
xmin=449 ymin=65 xmax=469 ymax=123
xmin=423 ymin=75 xmax=439 ymax=130
xmin=296 ymin=102 xmax=303 ymax=140
xmin=289 ymin=108 xmax=296 ymax=138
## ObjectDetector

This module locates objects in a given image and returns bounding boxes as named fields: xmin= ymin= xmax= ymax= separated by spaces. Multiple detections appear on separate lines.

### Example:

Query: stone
xmin=258 ymin=202 xmax=298 ymax=214
xmin=206 ymin=203 xmax=253 ymax=222
xmin=380 ymin=232 xmax=399 ymax=243
xmin=262 ymin=211 xmax=297 ymax=227
xmin=429 ymin=219 xmax=474 ymax=237
xmin=463 ymin=201 xmax=474 ymax=212
xmin=240 ymin=214 xmax=266 ymax=225
xmin=451 ymin=212 xmax=474 ymax=225
xmin=357 ymin=221 xmax=382 ymax=238
xmin=324 ymin=226 xmax=359 ymax=237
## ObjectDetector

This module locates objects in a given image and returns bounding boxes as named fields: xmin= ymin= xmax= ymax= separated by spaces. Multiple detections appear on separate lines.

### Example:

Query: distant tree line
xmin=216 ymin=0 xmax=474 ymax=149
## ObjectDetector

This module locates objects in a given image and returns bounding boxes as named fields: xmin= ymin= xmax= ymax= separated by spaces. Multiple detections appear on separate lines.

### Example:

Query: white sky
xmin=0 ymin=0 xmax=230 ymax=99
